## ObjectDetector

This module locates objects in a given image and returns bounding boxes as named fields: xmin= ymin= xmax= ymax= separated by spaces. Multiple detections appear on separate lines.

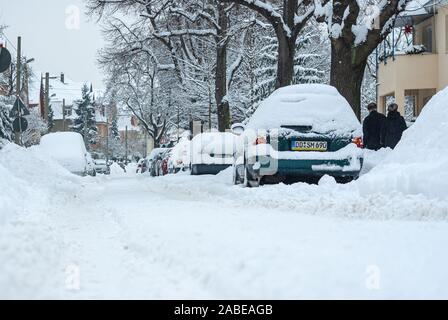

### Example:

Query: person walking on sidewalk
xmin=363 ymin=102 xmax=386 ymax=150
xmin=381 ymin=103 xmax=407 ymax=149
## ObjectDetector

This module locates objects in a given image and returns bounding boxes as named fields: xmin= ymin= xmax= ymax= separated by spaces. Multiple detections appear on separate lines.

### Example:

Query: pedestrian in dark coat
xmin=363 ymin=102 xmax=386 ymax=150
xmin=381 ymin=103 xmax=407 ymax=149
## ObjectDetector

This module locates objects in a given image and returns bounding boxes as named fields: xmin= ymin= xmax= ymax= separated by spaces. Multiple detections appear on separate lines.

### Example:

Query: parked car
xmin=40 ymin=132 xmax=96 ymax=177
xmin=190 ymin=132 xmax=238 ymax=175
xmin=85 ymin=152 xmax=97 ymax=177
xmin=136 ymin=158 xmax=149 ymax=174
xmin=232 ymin=84 xmax=364 ymax=187
xmin=168 ymin=138 xmax=191 ymax=173
xmin=94 ymin=159 xmax=111 ymax=175
xmin=159 ymin=150 xmax=172 ymax=176
xmin=148 ymin=148 xmax=170 ymax=177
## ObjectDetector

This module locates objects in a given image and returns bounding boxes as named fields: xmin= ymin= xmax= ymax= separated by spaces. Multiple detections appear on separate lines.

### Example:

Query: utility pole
xmin=84 ymin=109 xmax=88 ymax=149
xmin=44 ymin=72 xmax=50 ymax=122
xmin=14 ymin=36 xmax=22 ymax=146
xmin=208 ymin=86 xmax=212 ymax=131
xmin=177 ymin=105 xmax=180 ymax=142
xmin=125 ymin=125 xmax=128 ymax=164
xmin=62 ymin=98 xmax=66 ymax=131
xmin=106 ymin=105 xmax=109 ymax=163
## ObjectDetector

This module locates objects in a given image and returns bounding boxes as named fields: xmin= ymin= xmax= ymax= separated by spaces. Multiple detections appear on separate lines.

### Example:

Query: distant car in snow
xmin=160 ymin=150 xmax=172 ymax=176
xmin=190 ymin=132 xmax=238 ymax=175
xmin=168 ymin=138 xmax=191 ymax=174
xmin=40 ymin=132 xmax=96 ymax=177
xmin=136 ymin=158 xmax=149 ymax=174
xmin=232 ymin=84 xmax=364 ymax=187
xmin=148 ymin=148 xmax=170 ymax=177
xmin=85 ymin=153 xmax=97 ymax=177
xmin=94 ymin=159 xmax=111 ymax=175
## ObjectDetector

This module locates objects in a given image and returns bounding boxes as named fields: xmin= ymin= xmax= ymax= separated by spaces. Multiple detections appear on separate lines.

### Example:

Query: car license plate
xmin=291 ymin=140 xmax=327 ymax=151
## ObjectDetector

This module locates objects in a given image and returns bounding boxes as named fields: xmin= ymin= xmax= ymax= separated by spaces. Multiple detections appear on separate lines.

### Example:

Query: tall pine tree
xmin=47 ymin=105 xmax=55 ymax=132
xmin=110 ymin=116 xmax=120 ymax=141
xmin=72 ymin=84 xmax=97 ymax=148
xmin=0 ymin=96 xmax=13 ymax=143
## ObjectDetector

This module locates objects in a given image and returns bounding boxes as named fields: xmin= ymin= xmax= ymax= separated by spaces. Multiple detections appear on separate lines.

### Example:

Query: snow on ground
xmin=1 ymin=145 xmax=448 ymax=299
xmin=1 ymin=88 xmax=448 ymax=299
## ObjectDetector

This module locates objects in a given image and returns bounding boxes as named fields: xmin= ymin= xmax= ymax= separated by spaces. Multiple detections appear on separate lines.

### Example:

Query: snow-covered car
xmin=85 ymin=153 xmax=97 ymax=177
xmin=136 ymin=158 xmax=149 ymax=174
xmin=148 ymin=148 xmax=170 ymax=177
xmin=159 ymin=150 xmax=172 ymax=176
xmin=40 ymin=132 xmax=95 ymax=176
xmin=94 ymin=159 xmax=111 ymax=175
xmin=190 ymin=132 xmax=238 ymax=175
xmin=233 ymin=84 xmax=364 ymax=186
xmin=168 ymin=138 xmax=191 ymax=173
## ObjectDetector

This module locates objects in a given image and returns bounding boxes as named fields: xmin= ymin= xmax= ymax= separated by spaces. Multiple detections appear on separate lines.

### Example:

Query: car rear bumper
xmin=191 ymin=164 xmax=232 ymax=175
xmin=246 ymin=156 xmax=363 ymax=179
xmin=246 ymin=143 xmax=363 ymax=178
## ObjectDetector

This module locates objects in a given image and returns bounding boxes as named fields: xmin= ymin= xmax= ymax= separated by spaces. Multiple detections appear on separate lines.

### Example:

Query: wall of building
xmin=437 ymin=7 xmax=448 ymax=90
xmin=377 ymin=6 xmax=448 ymax=115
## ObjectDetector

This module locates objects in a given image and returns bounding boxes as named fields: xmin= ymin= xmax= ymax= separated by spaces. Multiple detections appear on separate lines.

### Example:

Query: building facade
xmin=378 ymin=2 xmax=448 ymax=117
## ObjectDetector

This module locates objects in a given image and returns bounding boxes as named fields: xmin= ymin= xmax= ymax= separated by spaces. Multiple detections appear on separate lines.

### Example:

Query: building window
xmin=423 ymin=25 xmax=433 ymax=53
xmin=64 ymin=106 xmax=73 ymax=117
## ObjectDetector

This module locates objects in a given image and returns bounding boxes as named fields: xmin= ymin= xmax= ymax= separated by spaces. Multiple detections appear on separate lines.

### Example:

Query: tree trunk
xmin=275 ymin=32 xmax=296 ymax=89
xmin=216 ymin=3 xmax=230 ymax=132
xmin=330 ymin=40 xmax=367 ymax=120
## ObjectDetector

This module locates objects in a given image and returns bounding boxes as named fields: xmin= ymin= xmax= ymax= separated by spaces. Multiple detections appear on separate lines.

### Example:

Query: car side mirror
xmin=231 ymin=123 xmax=245 ymax=136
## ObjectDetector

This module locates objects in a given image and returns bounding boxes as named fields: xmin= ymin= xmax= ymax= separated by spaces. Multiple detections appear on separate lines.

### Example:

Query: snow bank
xmin=0 ymin=142 xmax=81 ymax=298
xmin=0 ymin=142 xmax=80 ymax=224
xmin=358 ymin=87 xmax=448 ymax=201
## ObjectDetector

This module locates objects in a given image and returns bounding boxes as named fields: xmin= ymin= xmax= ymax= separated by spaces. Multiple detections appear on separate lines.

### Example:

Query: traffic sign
xmin=9 ymin=97 xmax=30 ymax=118
xmin=13 ymin=117 xmax=28 ymax=133
xmin=0 ymin=46 xmax=11 ymax=73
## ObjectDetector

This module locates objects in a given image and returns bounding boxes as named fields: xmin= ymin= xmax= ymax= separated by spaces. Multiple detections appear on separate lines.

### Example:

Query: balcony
xmin=377 ymin=52 xmax=438 ymax=116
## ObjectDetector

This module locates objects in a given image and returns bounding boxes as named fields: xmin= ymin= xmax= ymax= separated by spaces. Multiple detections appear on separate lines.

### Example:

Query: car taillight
xmin=352 ymin=136 xmax=364 ymax=148
xmin=256 ymin=135 xmax=267 ymax=145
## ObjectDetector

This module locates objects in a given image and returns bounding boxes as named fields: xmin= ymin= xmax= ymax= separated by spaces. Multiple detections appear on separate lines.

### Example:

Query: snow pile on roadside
xmin=360 ymin=148 xmax=392 ymax=175
xmin=0 ymin=142 xmax=81 ymax=298
xmin=0 ymin=142 xmax=80 ymax=224
xmin=358 ymin=87 xmax=448 ymax=201
xmin=110 ymin=162 xmax=127 ymax=175
xmin=146 ymin=170 xmax=448 ymax=221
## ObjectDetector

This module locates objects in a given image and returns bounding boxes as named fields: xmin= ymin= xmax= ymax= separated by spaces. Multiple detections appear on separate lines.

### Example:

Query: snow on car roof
xmin=191 ymin=132 xmax=237 ymax=156
xmin=148 ymin=148 xmax=169 ymax=159
xmin=246 ymin=84 xmax=360 ymax=133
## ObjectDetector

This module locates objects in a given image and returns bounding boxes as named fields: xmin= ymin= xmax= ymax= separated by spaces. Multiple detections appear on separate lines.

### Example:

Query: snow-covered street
xmin=2 ymin=160 xmax=448 ymax=299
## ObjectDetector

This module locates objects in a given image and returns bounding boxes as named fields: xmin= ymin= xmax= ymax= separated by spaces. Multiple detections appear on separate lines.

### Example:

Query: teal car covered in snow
xmin=232 ymin=84 xmax=364 ymax=187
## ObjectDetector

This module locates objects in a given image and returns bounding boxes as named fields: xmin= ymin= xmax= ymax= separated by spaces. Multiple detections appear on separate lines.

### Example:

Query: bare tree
xmin=221 ymin=0 xmax=316 ymax=88
xmin=316 ymin=0 xmax=411 ymax=119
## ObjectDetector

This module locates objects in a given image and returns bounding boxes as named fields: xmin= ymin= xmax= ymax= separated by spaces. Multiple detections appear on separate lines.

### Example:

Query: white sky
xmin=0 ymin=0 xmax=105 ymax=89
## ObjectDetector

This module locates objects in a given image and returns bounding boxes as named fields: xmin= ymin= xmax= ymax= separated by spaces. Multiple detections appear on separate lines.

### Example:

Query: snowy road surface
xmin=2 ymin=166 xmax=448 ymax=299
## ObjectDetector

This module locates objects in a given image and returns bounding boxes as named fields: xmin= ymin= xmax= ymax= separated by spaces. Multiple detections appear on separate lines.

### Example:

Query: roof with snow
xmin=29 ymin=73 xmax=105 ymax=121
